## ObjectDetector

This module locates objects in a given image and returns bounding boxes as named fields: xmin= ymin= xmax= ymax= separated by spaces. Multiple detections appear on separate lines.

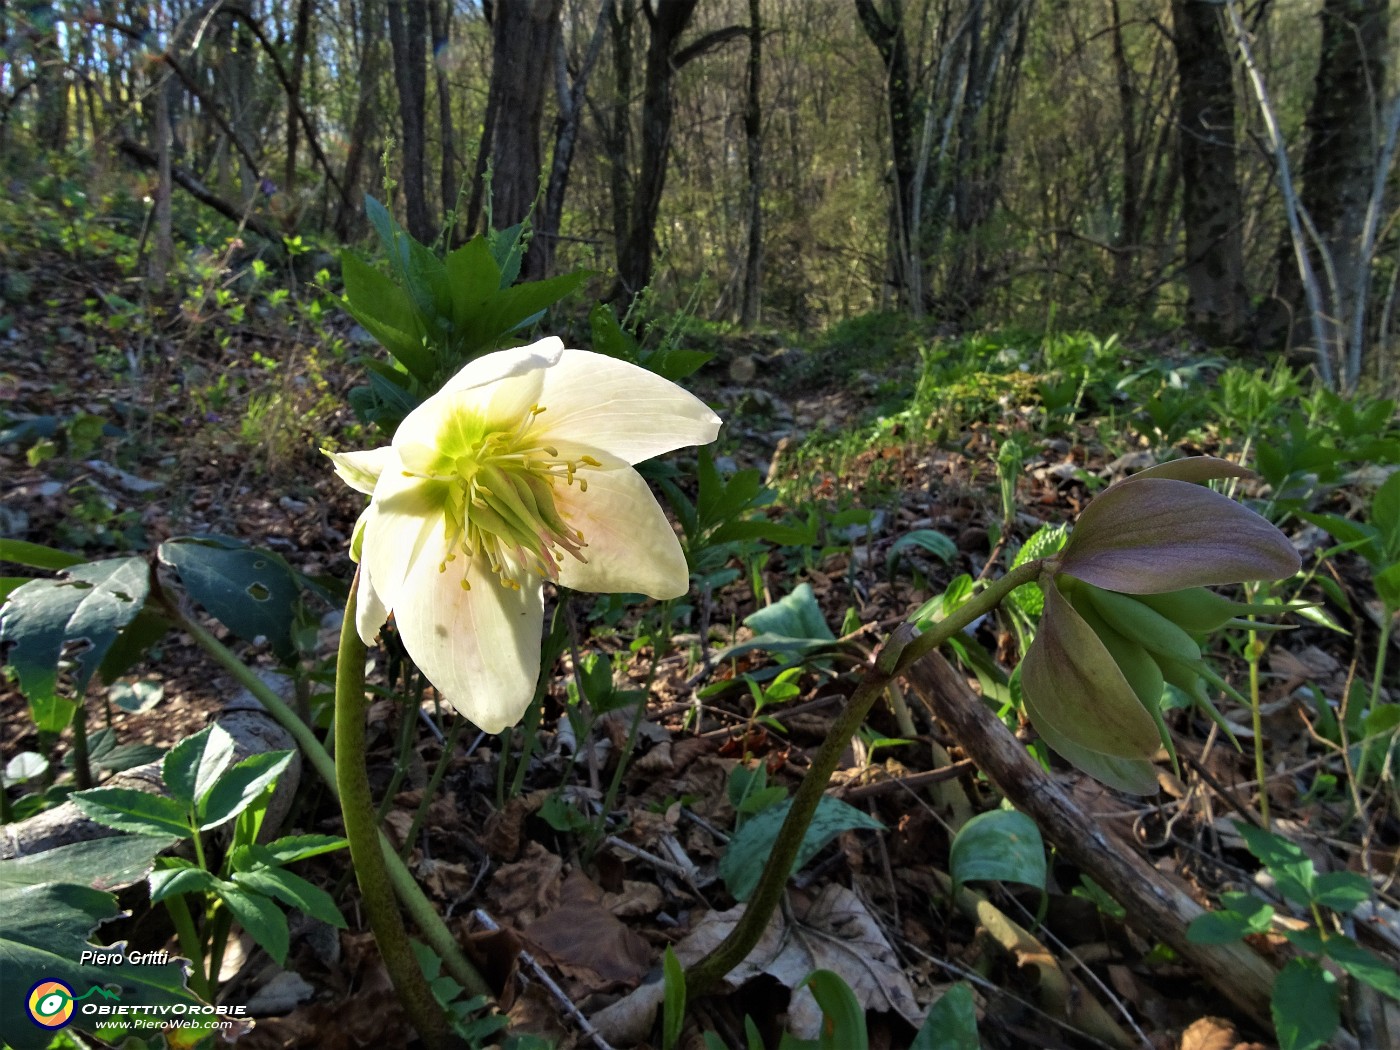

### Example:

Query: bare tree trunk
xmin=602 ymin=0 xmax=637 ymax=269
xmin=429 ymin=0 xmax=458 ymax=232
xmin=284 ymin=0 xmax=312 ymax=194
xmin=32 ymin=0 xmax=68 ymax=149
xmin=1170 ymin=0 xmax=1249 ymax=345
xmin=149 ymin=73 xmax=174 ymax=291
xmin=1269 ymin=0 xmax=1390 ymax=382
xmin=739 ymin=0 xmax=764 ymax=328
xmin=387 ymin=0 xmax=432 ymax=242
xmin=534 ymin=0 xmax=614 ymax=279
xmin=335 ymin=0 xmax=386 ymax=240
xmin=1108 ymin=0 xmax=1142 ymax=302
xmin=487 ymin=0 xmax=562 ymax=241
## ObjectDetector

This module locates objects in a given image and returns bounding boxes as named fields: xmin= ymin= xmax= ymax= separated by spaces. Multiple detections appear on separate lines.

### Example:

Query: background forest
xmin=2 ymin=2 xmax=1400 ymax=1050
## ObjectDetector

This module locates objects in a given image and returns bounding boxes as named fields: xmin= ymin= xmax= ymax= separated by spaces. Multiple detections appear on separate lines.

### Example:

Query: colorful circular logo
xmin=27 ymin=979 xmax=76 ymax=1029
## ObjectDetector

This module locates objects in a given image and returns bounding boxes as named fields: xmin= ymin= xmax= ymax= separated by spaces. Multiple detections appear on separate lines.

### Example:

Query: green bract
xmin=1021 ymin=457 xmax=1300 ymax=792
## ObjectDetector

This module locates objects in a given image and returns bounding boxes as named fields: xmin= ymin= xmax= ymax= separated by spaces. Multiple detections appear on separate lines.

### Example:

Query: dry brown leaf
xmin=523 ymin=870 xmax=653 ymax=992
xmin=1178 ymin=1016 xmax=1240 ymax=1050
xmin=604 ymin=879 xmax=666 ymax=918
xmin=482 ymin=788 xmax=552 ymax=861
xmin=486 ymin=841 xmax=563 ymax=926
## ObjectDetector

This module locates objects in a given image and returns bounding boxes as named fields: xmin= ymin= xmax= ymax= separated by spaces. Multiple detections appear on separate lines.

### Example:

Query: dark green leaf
xmin=0 ymin=881 xmax=206 ymax=1050
xmin=232 ymin=867 xmax=346 ymax=928
xmin=911 ymin=982 xmax=979 ymax=1050
xmin=1235 ymin=822 xmax=1315 ymax=905
xmin=149 ymin=865 xmax=216 ymax=904
xmin=662 ymin=945 xmax=685 ymax=1050
xmin=71 ymin=787 xmax=192 ymax=839
xmin=162 ymin=724 xmax=237 ymax=810
xmin=213 ymin=879 xmax=289 ymax=966
xmin=1322 ymin=935 xmax=1400 ymax=1000
xmin=949 ymin=809 xmax=1046 ymax=890
xmin=158 ymin=536 xmax=302 ymax=661
xmin=720 ymin=796 xmax=882 ymax=901
xmin=1310 ymin=871 xmax=1371 ymax=914
xmin=0 ymin=834 xmax=176 ymax=892
xmin=196 ymin=750 xmax=295 ymax=830
xmin=237 ymin=834 xmax=349 ymax=868
xmin=0 ymin=557 xmax=150 ymax=710
xmin=1271 ymin=958 xmax=1338 ymax=1050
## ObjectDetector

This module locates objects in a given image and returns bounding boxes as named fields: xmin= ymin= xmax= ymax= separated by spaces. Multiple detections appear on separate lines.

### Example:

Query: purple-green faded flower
xmin=1020 ymin=458 xmax=1300 ymax=793
xmin=328 ymin=337 xmax=721 ymax=733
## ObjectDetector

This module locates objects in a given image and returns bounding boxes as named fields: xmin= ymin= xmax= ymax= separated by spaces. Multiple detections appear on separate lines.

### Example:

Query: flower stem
xmin=335 ymin=578 xmax=453 ymax=1049
xmin=165 ymin=595 xmax=492 ymax=1003
xmin=685 ymin=559 xmax=1042 ymax=998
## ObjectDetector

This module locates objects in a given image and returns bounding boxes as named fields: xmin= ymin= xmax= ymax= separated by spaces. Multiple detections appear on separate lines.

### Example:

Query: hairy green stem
xmin=335 ymin=582 xmax=452 ymax=1049
xmin=685 ymin=559 xmax=1043 ymax=997
xmin=168 ymin=600 xmax=491 ymax=1002
xmin=162 ymin=892 xmax=211 ymax=1001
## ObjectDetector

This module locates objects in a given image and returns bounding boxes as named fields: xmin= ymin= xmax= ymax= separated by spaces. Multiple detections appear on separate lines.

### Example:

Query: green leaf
xmin=232 ymin=866 xmax=346 ymax=928
xmin=236 ymin=834 xmax=349 ymax=868
xmin=341 ymin=251 xmax=434 ymax=382
xmin=149 ymin=865 xmax=216 ymax=904
xmin=720 ymin=796 xmax=882 ymax=902
xmin=71 ymin=787 xmax=192 ymax=839
xmin=1310 ymin=870 xmax=1371 ymax=914
xmin=162 ymin=724 xmax=237 ymax=810
xmin=0 ymin=881 xmax=207 ymax=1050
xmin=1322 ymin=935 xmax=1400 ymax=1000
xmin=96 ymin=608 xmax=173 ymax=685
xmin=1235 ymin=822 xmax=1315 ymax=906
xmin=213 ymin=879 xmax=290 ymax=966
xmin=949 ymin=809 xmax=1046 ymax=891
xmin=1271 ymin=958 xmax=1338 ymax=1050
xmin=196 ymin=750 xmax=295 ymax=830
xmin=158 ymin=536 xmax=302 ymax=661
xmin=3 ymin=750 xmax=47 ymax=786
xmin=911 ymin=982 xmax=979 ymax=1050
xmin=662 ymin=945 xmax=685 ymax=1050
xmin=0 ymin=834 xmax=176 ymax=892
xmin=886 ymin=530 xmax=958 ymax=576
xmin=0 ymin=539 xmax=83 ymax=570
xmin=779 ymin=970 xmax=868 ymax=1050
xmin=1187 ymin=894 xmax=1274 ymax=944
xmin=0 ymin=557 xmax=150 ymax=710
xmin=1370 ymin=470 xmax=1400 ymax=561
xmin=744 ymin=583 xmax=836 ymax=643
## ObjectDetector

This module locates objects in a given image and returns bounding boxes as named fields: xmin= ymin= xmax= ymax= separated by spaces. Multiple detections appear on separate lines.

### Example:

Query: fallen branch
xmin=117 ymin=138 xmax=284 ymax=245
xmin=904 ymin=650 xmax=1278 ymax=1028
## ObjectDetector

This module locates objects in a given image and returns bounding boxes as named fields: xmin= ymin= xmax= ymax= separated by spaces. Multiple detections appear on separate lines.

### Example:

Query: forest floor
xmin=1 ymin=242 xmax=1397 ymax=1050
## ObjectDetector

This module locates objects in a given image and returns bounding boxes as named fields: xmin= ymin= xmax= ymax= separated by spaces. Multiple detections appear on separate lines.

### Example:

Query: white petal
xmin=395 ymin=363 xmax=547 ymax=473
xmin=355 ymin=563 xmax=388 ymax=646
xmin=436 ymin=337 xmax=565 ymax=396
xmin=533 ymin=349 xmax=721 ymax=463
xmin=360 ymin=468 xmax=452 ymax=615
xmin=554 ymin=466 xmax=690 ymax=599
xmin=393 ymin=544 xmax=546 ymax=733
xmin=327 ymin=446 xmax=395 ymax=495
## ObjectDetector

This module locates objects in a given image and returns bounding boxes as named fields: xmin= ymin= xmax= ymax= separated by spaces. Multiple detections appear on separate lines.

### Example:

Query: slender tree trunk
xmin=387 ymin=0 xmax=432 ymax=242
xmin=1170 ymin=0 xmax=1248 ymax=345
xmin=1269 ymin=0 xmax=1390 ymax=376
xmin=335 ymin=0 xmax=385 ymax=240
xmin=429 ymin=0 xmax=458 ymax=230
xmin=602 ymin=0 xmax=637 ymax=269
xmin=535 ymin=0 xmax=614 ymax=279
xmin=739 ymin=0 xmax=764 ymax=328
xmin=1108 ymin=0 xmax=1142 ymax=302
xmin=483 ymin=0 xmax=562 ymax=235
xmin=855 ymin=0 xmax=920 ymax=309
xmin=284 ymin=0 xmax=312 ymax=194
xmin=32 ymin=0 xmax=67 ymax=149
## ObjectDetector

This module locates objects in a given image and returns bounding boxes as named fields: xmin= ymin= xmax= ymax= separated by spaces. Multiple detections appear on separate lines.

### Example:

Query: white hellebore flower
xmin=328 ymin=337 xmax=721 ymax=733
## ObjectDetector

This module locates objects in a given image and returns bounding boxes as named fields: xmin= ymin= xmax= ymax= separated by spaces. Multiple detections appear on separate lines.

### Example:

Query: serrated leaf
xmin=1187 ymin=894 xmax=1274 ymax=944
xmin=1235 ymin=821 xmax=1315 ymax=905
xmin=1310 ymin=870 xmax=1371 ymax=913
xmin=162 ymin=724 xmax=237 ymax=810
xmin=949 ymin=809 xmax=1046 ymax=890
xmin=0 ymin=881 xmax=208 ymax=1050
xmin=237 ymin=834 xmax=349 ymax=868
xmin=0 ymin=834 xmax=176 ymax=891
xmin=195 ymin=750 xmax=295 ymax=830
xmin=1271 ymin=958 xmax=1338 ymax=1050
xmin=232 ymin=867 xmax=346 ymax=928
xmin=1322 ymin=934 xmax=1400 ymax=1000
xmin=213 ymin=880 xmax=289 ymax=966
xmin=0 ymin=557 xmax=150 ymax=710
xmin=720 ymin=796 xmax=883 ymax=902
xmin=71 ymin=787 xmax=192 ymax=839
xmin=158 ymin=536 xmax=302 ymax=661
xmin=149 ymin=865 xmax=217 ymax=904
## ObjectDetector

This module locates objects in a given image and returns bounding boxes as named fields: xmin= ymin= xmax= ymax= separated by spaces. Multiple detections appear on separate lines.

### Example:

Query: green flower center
xmin=405 ymin=405 xmax=600 ymax=590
